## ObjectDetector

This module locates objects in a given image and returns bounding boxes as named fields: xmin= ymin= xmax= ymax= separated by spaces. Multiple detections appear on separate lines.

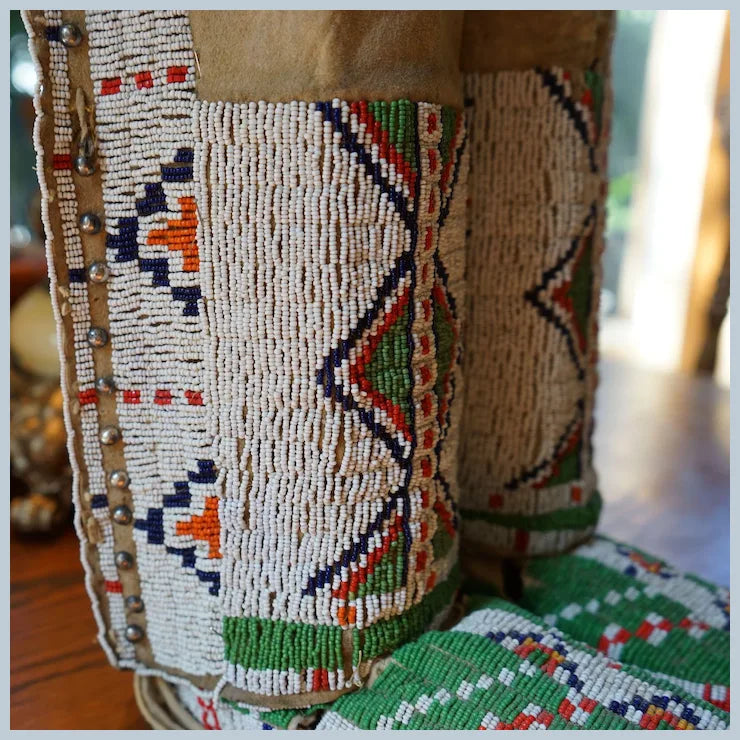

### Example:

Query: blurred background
xmin=9 ymin=11 xmax=730 ymax=581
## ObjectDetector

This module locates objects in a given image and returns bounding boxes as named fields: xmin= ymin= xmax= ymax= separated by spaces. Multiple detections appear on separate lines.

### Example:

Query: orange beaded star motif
xmin=176 ymin=496 xmax=221 ymax=558
xmin=147 ymin=195 xmax=199 ymax=272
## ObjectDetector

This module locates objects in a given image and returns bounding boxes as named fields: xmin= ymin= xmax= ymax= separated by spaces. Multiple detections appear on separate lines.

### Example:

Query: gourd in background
xmin=10 ymin=285 xmax=71 ymax=533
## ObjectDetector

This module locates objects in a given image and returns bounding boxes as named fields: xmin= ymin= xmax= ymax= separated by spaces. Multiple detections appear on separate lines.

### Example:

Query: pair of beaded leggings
xmin=27 ymin=9 xmax=611 ymax=708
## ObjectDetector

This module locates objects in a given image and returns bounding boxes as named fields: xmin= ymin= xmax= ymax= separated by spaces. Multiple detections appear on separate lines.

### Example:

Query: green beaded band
xmin=461 ymin=489 xmax=602 ymax=534
xmin=223 ymin=565 xmax=460 ymax=677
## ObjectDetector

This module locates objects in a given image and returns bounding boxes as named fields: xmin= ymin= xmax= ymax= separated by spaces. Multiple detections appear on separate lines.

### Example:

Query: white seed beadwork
xmin=32 ymin=8 xmax=469 ymax=702
xmin=459 ymin=69 xmax=608 ymax=556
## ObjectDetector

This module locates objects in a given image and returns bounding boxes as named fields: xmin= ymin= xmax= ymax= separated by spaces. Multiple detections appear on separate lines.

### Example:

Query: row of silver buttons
xmin=64 ymin=21 xmax=144 ymax=646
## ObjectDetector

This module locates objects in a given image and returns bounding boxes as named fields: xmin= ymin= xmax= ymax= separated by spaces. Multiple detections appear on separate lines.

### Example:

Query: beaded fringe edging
xmin=222 ymin=565 xmax=459 ymax=681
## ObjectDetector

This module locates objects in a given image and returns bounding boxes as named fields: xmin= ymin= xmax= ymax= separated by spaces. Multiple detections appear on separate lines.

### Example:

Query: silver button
xmin=112 ymin=505 xmax=132 ymax=526
xmin=74 ymin=154 xmax=95 ymax=176
xmin=95 ymin=376 xmax=116 ymax=394
xmin=87 ymin=261 xmax=110 ymax=284
xmin=99 ymin=425 xmax=121 ymax=445
xmin=87 ymin=326 xmax=108 ymax=348
xmin=125 ymin=624 xmax=145 ymax=643
xmin=109 ymin=469 xmax=130 ymax=489
xmin=59 ymin=23 xmax=83 ymax=48
xmin=115 ymin=550 xmax=134 ymax=569
xmin=79 ymin=212 xmax=101 ymax=234
xmin=125 ymin=595 xmax=144 ymax=613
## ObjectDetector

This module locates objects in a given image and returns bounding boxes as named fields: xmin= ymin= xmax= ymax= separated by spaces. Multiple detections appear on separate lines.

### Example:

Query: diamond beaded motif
xmin=459 ymin=68 xmax=608 ymax=557
xmin=196 ymin=97 xmax=467 ymax=696
xmin=32 ymin=9 xmax=467 ymax=701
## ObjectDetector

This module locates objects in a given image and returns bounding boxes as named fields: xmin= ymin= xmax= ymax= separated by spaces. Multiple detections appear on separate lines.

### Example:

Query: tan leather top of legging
xmin=190 ymin=10 xmax=615 ymax=107
xmin=190 ymin=11 xmax=466 ymax=107
xmin=461 ymin=11 xmax=614 ymax=74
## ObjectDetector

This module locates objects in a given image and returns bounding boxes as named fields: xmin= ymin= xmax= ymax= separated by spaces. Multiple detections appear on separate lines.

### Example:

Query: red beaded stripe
xmin=154 ymin=389 xmax=173 ymax=405
xmin=703 ymin=684 xmax=730 ymax=713
xmin=489 ymin=493 xmax=504 ymax=509
xmin=78 ymin=388 xmax=98 ymax=406
xmin=52 ymin=153 xmax=72 ymax=170
xmin=433 ymin=498 xmax=456 ymax=538
xmin=440 ymin=113 xmax=463 ymax=196
xmin=514 ymin=529 xmax=530 ymax=554
xmin=135 ymin=70 xmax=153 ymax=89
xmin=351 ymin=101 xmax=416 ymax=191
xmin=121 ymin=388 xmax=204 ymax=404
xmin=185 ymin=390 xmax=203 ymax=406
xmin=332 ymin=513 xmax=406 ymax=626
xmin=100 ymin=77 xmax=121 ymax=95
xmin=166 ymin=65 xmax=188 ymax=84
xmin=311 ymin=668 xmax=330 ymax=693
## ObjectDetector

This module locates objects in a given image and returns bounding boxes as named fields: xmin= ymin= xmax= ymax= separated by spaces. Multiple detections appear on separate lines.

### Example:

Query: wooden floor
xmin=595 ymin=359 xmax=729 ymax=587
xmin=9 ymin=358 xmax=730 ymax=729
xmin=10 ymin=530 xmax=149 ymax=730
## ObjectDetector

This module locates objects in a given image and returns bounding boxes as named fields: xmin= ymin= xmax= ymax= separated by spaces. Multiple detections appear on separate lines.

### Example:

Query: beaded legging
xmin=25 ymin=8 xmax=728 ymax=725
